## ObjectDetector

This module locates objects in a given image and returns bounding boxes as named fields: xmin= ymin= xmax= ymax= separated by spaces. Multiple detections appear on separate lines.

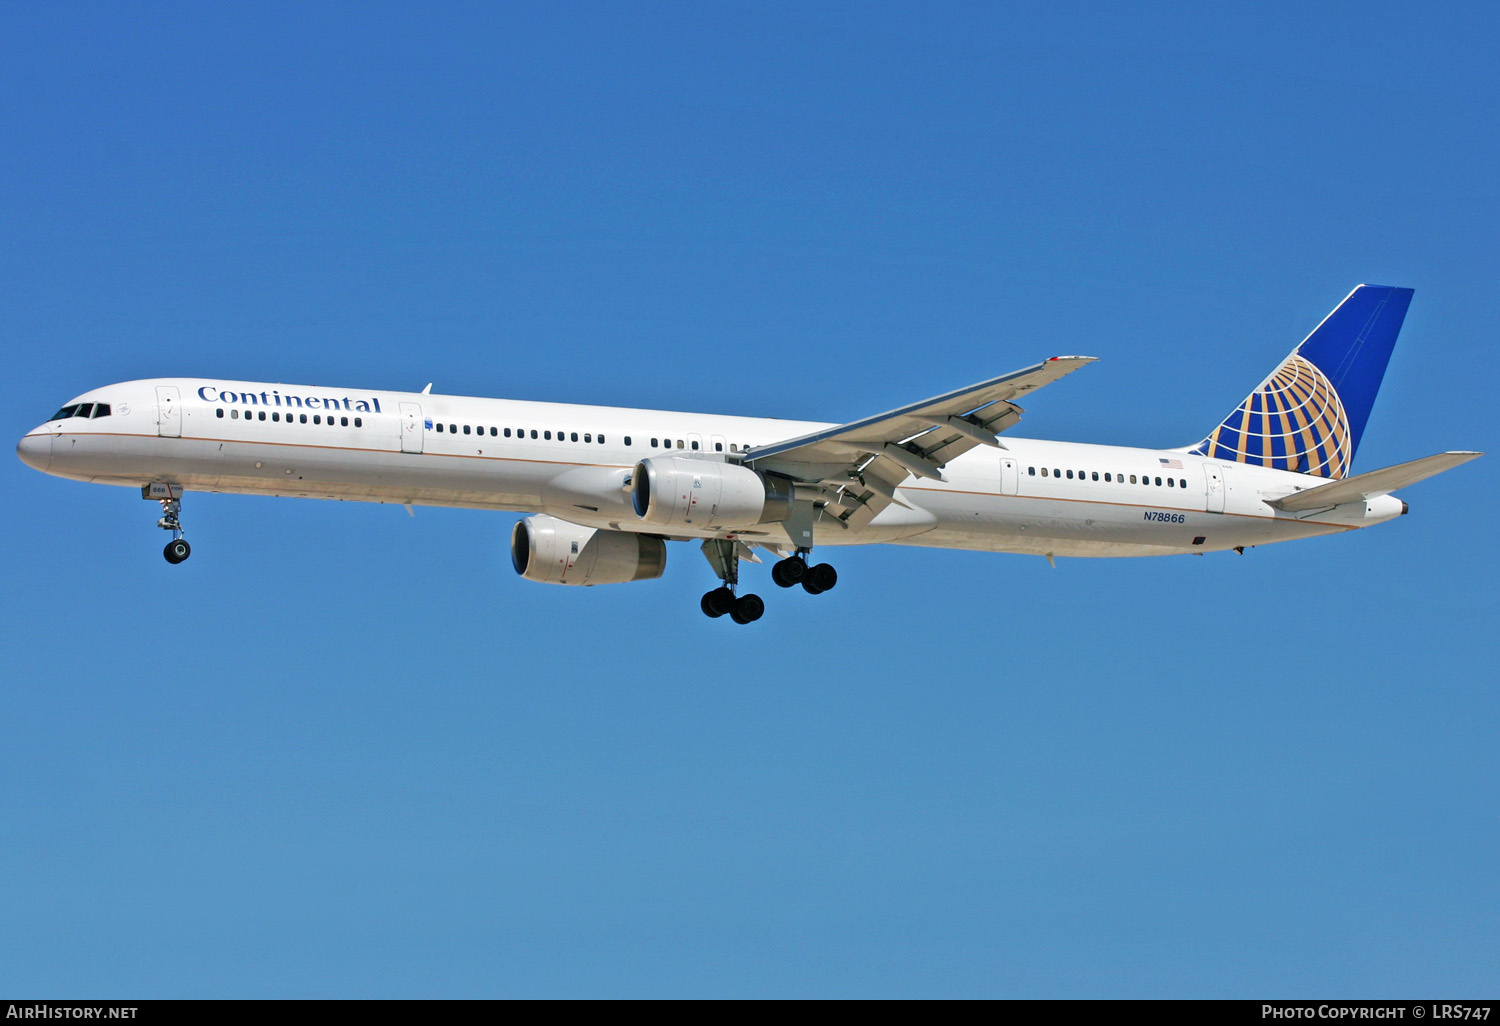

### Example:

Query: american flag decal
xmin=1159 ymin=458 xmax=1183 ymax=469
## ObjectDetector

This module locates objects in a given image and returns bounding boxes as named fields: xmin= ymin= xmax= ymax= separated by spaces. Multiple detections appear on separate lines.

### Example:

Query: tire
xmin=730 ymin=593 xmax=764 ymax=624
xmin=807 ymin=562 xmax=837 ymax=593
xmin=771 ymin=555 xmax=806 ymax=588
xmin=702 ymin=587 xmax=735 ymax=618
xmin=164 ymin=539 xmax=191 ymax=564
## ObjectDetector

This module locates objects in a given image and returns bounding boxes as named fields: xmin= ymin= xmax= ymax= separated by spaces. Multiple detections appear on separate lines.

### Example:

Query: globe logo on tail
xmin=1190 ymin=353 xmax=1352 ymax=479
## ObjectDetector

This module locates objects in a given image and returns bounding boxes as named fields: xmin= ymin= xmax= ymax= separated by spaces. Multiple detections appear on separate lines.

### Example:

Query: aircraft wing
xmin=744 ymin=356 xmax=1095 ymax=530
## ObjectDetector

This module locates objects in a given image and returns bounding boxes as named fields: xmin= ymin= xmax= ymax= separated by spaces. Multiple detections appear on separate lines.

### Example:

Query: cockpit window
xmin=48 ymin=403 xmax=111 ymax=420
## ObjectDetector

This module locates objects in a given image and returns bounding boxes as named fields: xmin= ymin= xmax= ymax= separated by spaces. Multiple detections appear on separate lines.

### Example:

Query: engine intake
xmin=510 ymin=515 xmax=666 ymax=586
xmin=630 ymin=456 xmax=794 ymax=529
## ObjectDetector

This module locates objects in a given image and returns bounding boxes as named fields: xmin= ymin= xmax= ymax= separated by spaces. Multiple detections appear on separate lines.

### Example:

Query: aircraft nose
xmin=16 ymin=431 xmax=52 ymax=472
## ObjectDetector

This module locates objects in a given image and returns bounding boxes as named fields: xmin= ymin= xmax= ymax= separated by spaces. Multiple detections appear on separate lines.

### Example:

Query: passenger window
xmin=730 ymin=444 xmax=738 ymax=453
xmin=1092 ymin=472 xmax=1099 ymax=481
xmin=1041 ymin=468 xmax=1048 ymax=477
xmin=216 ymin=408 xmax=224 ymax=419
xmin=314 ymin=415 xmax=321 ymax=424
xmin=1053 ymin=468 xmax=1060 ymax=477
xmin=624 ymin=436 xmax=631 ymax=446
xmin=677 ymin=439 xmax=684 ymax=449
xmin=1155 ymin=476 xmax=1162 ymax=486
xmin=341 ymin=416 xmax=349 ymax=426
xmin=599 ymin=435 xmax=606 ymax=444
xmin=504 ymin=428 xmax=511 ymax=437
xmin=449 ymin=424 xmax=457 ymax=433
xmin=1066 ymin=470 xmax=1073 ymax=479
xmin=272 ymin=412 xmax=280 ymax=422
xmin=584 ymin=433 xmax=592 ymax=443
xmin=571 ymin=432 xmax=578 ymax=442
xmin=1180 ymin=479 xmax=1187 ymax=488
xmin=1028 ymin=466 xmax=1036 ymax=476
xmin=463 ymin=425 xmax=471 ymax=435
xmin=1129 ymin=474 xmax=1137 ymax=483
xmin=300 ymin=414 xmax=307 ymax=424
xmin=714 ymin=442 xmax=722 ymax=452
xmin=691 ymin=440 xmax=699 ymax=450
xmin=651 ymin=438 xmax=658 ymax=448
xmin=1103 ymin=473 xmax=1110 ymax=482
xmin=355 ymin=417 xmax=362 ymax=427
xmin=530 ymin=430 xmax=537 ymax=439
xmin=436 ymin=423 xmax=443 ymax=432
xmin=1167 ymin=477 xmax=1174 ymax=487
xmin=259 ymin=411 xmax=267 ymax=421
xmin=231 ymin=409 xmax=240 ymax=419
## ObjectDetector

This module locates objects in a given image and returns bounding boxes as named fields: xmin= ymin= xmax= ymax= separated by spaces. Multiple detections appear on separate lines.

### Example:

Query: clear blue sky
xmin=2 ymin=1 xmax=1496 ymax=998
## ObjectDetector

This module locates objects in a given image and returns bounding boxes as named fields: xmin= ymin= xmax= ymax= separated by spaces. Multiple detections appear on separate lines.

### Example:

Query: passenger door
xmin=155 ymin=386 xmax=181 ymax=438
xmin=399 ymin=402 xmax=424 ymax=454
xmin=999 ymin=457 xmax=1018 ymax=495
xmin=1204 ymin=463 xmax=1226 ymax=513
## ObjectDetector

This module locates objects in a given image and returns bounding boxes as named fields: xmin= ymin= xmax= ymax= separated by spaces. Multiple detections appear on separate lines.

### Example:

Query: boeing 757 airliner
xmin=16 ymin=285 xmax=1480 ymax=623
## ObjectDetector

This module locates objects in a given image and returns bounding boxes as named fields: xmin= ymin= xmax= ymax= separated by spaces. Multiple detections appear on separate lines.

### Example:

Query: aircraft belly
xmin=888 ymin=488 xmax=1344 ymax=556
xmin=48 ymin=432 xmax=224 ymax=489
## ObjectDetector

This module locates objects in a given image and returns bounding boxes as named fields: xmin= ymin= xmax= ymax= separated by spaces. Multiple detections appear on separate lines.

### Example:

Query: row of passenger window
xmin=217 ymin=407 xmax=363 ymax=427
xmin=1029 ymin=466 xmax=1190 ymax=489
xmin=429 ymin=422 xmax=749 ymax=453
xmin=51 ymin=403 xmax=112 ymax=420
xmin=434 ymin=423 xmax=614 ymax=444
xmin=648 ymin=437 xmax=745 ymax=453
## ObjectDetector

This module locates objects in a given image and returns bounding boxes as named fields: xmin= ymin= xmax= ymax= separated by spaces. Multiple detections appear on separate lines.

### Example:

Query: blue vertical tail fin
xmin=1188 ymin=284 xmax=1413 ymax=479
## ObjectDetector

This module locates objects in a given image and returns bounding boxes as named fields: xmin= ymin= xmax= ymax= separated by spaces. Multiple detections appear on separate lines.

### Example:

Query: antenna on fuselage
xmin=421 ymin=383 xmax=432 ymax=394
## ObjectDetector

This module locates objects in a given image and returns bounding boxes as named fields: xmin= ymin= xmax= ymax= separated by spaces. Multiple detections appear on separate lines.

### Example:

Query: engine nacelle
xmin=510 ymin=515 xmax=666 ymax=586
xmin=630 ymin=456 xmax=794 ymax=529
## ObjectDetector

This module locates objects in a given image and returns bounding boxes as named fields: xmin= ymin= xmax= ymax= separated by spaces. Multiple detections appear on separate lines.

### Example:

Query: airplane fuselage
xmin=17 ymin=377 xmax=1404 ymax=560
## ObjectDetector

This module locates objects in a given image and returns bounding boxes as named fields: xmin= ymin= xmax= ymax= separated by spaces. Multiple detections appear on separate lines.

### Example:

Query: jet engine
xmin=510 ymin=515 xmax=666 ymax=586
xmin=630 ymin=456 xmax=794 ymax=529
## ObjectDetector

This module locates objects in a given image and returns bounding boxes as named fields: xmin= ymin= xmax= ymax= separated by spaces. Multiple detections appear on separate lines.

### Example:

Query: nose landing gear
xmin=144 ymin=483 xmax=191 ymax=564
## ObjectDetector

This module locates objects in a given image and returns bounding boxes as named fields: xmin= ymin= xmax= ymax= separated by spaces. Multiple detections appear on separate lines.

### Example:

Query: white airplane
xmin=17 ymin=284 xmax=1480 ymax=623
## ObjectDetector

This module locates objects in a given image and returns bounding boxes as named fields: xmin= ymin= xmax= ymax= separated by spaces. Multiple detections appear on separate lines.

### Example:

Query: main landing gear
xmin=700 ymin=539 xmax=764 ymax=624
xmin=769 ymin=551 xmax=838 ymax=595
xmin=700 ymin=542 xmax=836 ymax=624
xmin=145 ymin=484 xmax=191 ymax=564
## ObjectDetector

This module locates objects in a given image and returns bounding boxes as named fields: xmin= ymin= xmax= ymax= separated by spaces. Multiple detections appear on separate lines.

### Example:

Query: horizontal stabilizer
xmin=1267 ymin=451 xmax=1482 ymax=511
